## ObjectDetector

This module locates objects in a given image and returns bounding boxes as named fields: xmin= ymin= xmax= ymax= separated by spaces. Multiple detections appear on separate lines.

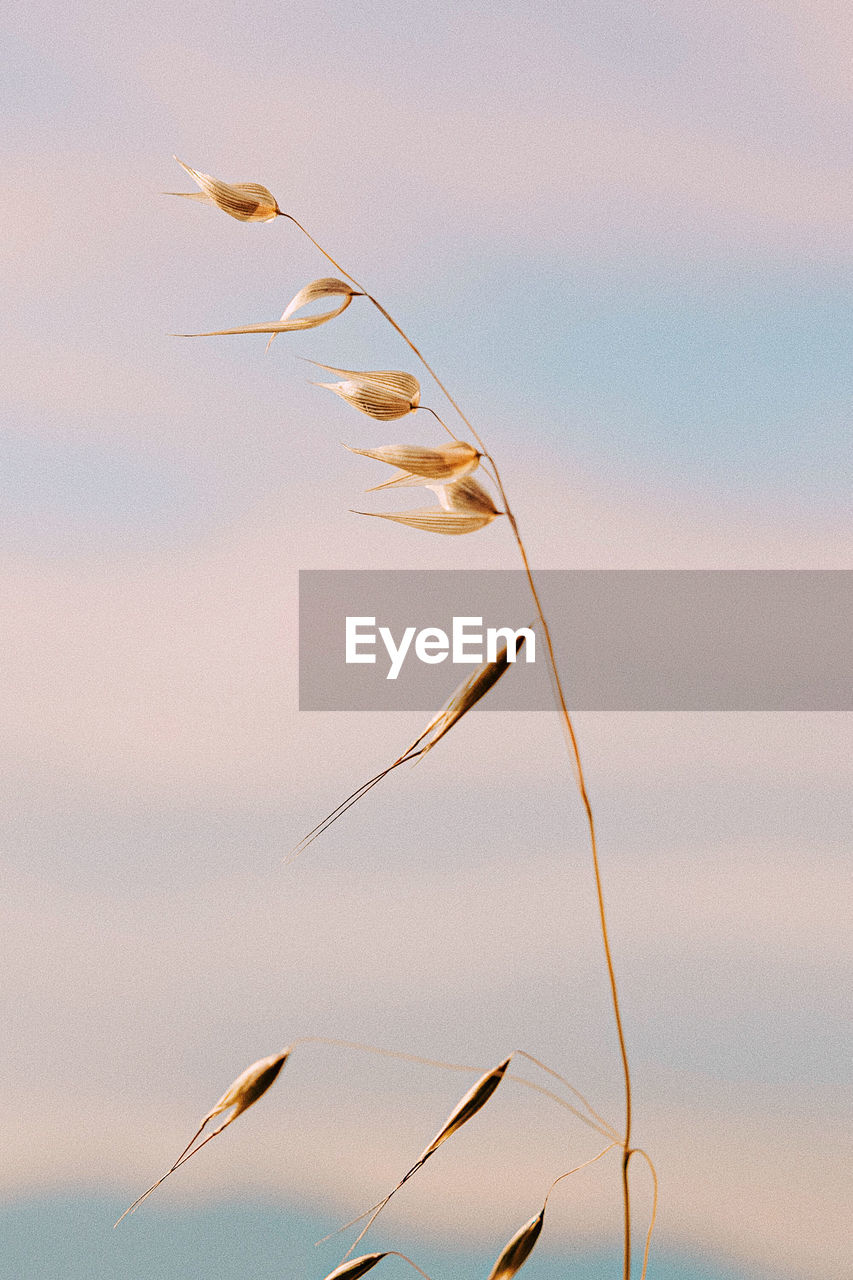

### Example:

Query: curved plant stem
xmin=515 ymin=1048 xmax=620 ymax=1141
xmin=543 ymin=1141 xmax=620 ymax=1207
xmin=385 ymin=1252 xmax=435 ymax=1280
xmin=289 ymin=1037 xmax=617 ymax=1139
xmin=416 ymin=405 xmax=461 ymax=442
xmin=279 ymin=210 xmax=636 ymax=1280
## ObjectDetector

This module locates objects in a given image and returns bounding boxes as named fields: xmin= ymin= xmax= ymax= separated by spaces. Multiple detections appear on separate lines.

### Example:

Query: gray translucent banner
xmin=298 ymin=570 xmax=851 ymax=711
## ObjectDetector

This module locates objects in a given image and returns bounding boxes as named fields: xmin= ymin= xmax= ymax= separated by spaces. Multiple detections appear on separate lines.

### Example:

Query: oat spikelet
xmin=485 ymin=1141 xmax=621 ymax=1280
xmin=322 ymin=1253 xmax=434 ymax=1280
xmin=310 ymin=364 xmax=421 ymax=420
xmin=287 ymin=638 xmax=527 ymax=860
xmin=114 ymin=1048 xmax=290 ymax=1226
xmin=349 ymin=441 xmax=480 ymax=484
xmin=417 ymin=1056 xmax=512 ymax=1158
xmin=431 ymin=475 xmax=499 ymax=514
xmin=354 ymin=472 xmax=499 ymax=536
xmin=353 ymin=507 xmax=496 ymax=535
xmin=486 ymin=1210 xmax=545 ymax=1280
xmin=415 ymin=632 xmax=528 ymax=755
xmin=323 ymin=1254 xmax=390 ymax=1280
xmin=334 ymin=1058 xmax=513 ymax=1258
xmin=169 ymin=157 xmax=280 ymax=222
xmin=177 ymin=278 xmax=358 ymax=341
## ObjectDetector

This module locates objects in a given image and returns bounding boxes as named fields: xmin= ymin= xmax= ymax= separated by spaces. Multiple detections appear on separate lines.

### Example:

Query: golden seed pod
xmin=415 ymin=634 xmax=528 ymax=754
xmin=322 ymin=1253 xmax=432 ymax=1280
xmin=114 ymin=1048 xmax=290 ymax=1226
xmin=332 ymin=1056 xmax=515 ymax=1256
xmin=169 ymin=157 xmax=280 ymax=222
xmin=287 ymin=634 xmax=529 ymax=860
xmin=353 ymin=508 xmax=497 ymax=535
xmin=311 ymin=364 xmax=421 ymax=420
xmin=486 ymin=1210 xmax=546 ymax=1280
xmin=418 ymin=1057 xmax=513 ymax=1160
xmin=431 ymin=475 xmax=499 ymax=514
xmin=349 ymin=440 xmax=480 ymax=485
xmin=177 ymin=278 xmax=358 ymax=340
xmin=354 ymin=472 xmax=499 ymax=536
xmin=322 ymin=1254 xmax=390 ymax=1280
xmin=207 ymin=1049 xmax=290 ymax=1122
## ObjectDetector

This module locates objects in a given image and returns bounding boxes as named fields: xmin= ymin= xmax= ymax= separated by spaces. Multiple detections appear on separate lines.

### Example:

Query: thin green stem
xmin=280 ymin=211 xmax=635 ymax=1280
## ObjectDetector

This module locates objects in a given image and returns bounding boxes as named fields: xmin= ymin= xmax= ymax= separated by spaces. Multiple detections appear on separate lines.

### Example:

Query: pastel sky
xmin=2 ymin=3 xmax=851 ymax=1280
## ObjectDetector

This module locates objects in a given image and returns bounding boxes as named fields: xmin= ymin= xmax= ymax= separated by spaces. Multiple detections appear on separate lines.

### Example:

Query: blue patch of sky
xmin=0 ymin=1197 xmax=776 ymax=1280
xmin=414 ymin=254 xmax=851 ymax=506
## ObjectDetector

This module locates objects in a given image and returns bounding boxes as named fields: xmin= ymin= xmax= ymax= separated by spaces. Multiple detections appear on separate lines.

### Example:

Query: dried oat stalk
xmin=114 ymin=1048 xmax=290 ymax=1226
xmin=169 ymin=157 xmax=280 ymax=222
xmin=329 ymin=1057 xmax=514 ymax=1258
xmin=313 ymin=364 xmax=422 ymax=420
xmin=178 ymin=278 xmax=359 ymax=341
xmin=288 ymin=635 xmax=528 ymax=861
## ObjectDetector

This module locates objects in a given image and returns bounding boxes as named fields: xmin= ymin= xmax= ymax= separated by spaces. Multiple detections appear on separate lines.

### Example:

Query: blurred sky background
xmin=1 ymin=2 xmax=851 ymax=1278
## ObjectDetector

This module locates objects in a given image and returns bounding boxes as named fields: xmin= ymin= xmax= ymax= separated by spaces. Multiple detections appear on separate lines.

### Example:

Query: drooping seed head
xmin=177 ymin=278 xmax=358 ymax=342
xmin=430 ymin=475 xmax=499 ymax=515
xmin=169 ymin=158 xmax=280 ymax=222
xmin=322 ymin=1254 xmax=390 ymax=1280
xmin=207 ymin=1048 xmax=291 ymax=1122
xmin=486 ymin=1210 xmax=546 ymax=1280
xmin=310 ymin=364 xmax=421 ymax=420
xmin=324 ymin=1056 xmax=515 ymax=1256
xmin=353 ymin=507 xmax=497 ymax=535
xmin=354 ymin=472 xmax=500 ymax=536
xmin=417 ymin=1056 xmax=513 ymax=1161
xmin=414 ymin=635 xmax=528 ymax=754
xmin=114 ymin=1046 xmax=292 ymax=1226
xmin=348 ymin=440 xmax=480 ymax=483
xmin=264 ymin=280 xmax=359 ymax=349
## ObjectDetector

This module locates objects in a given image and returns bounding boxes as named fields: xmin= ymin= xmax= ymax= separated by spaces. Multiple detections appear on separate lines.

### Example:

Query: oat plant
xmin=117 ymin=158 xmax=659 ymax=1280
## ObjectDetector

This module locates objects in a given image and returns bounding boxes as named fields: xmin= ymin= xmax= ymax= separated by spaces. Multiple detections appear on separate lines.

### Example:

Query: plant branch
xmin=628 ymin=1148 xmax=659 ymax=1280
xmin=279 ymin=211 xmax=635 ymax=1280
xmin=290 ymin=1037 xmax=618 ymax=1140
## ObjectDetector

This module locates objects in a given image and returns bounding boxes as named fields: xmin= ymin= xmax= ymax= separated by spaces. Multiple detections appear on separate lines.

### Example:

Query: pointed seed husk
xmin=359 ymin=472 xmax=500 ymax=531
xmin=486 ymin=1210 xmax=546 ymax=1280
xmin=311 ymin=364 xmax=421 ymax=420
xmin=170 ymin=158 xmax=279 ymax=222
xmin=353 ymin=508 xmax=497 ymax=535
xmin=178 ymin=278 xmax=357 ymax=340
xmin=286 ymin=631 xmax=528 ymax=862
xmin=328 ymin=1057 xmax=514 ymax=1256
xmin=418 ymin=1056 xmax=513 ymax=1160
xmin=114 ymin=1048 xmax=290 ymax=1225
xmin=206 ymin=1049 xmax=290 ymax=1122
xmin=348 ymin=441 xmax=480 ymax=481
xmin=414 ymin=634 xmax=528 ymax=755
xmin=323 ymin=1254 xmax=390 ymax=1280
xmin=431 ymin=475 xmax=498 ymax=514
